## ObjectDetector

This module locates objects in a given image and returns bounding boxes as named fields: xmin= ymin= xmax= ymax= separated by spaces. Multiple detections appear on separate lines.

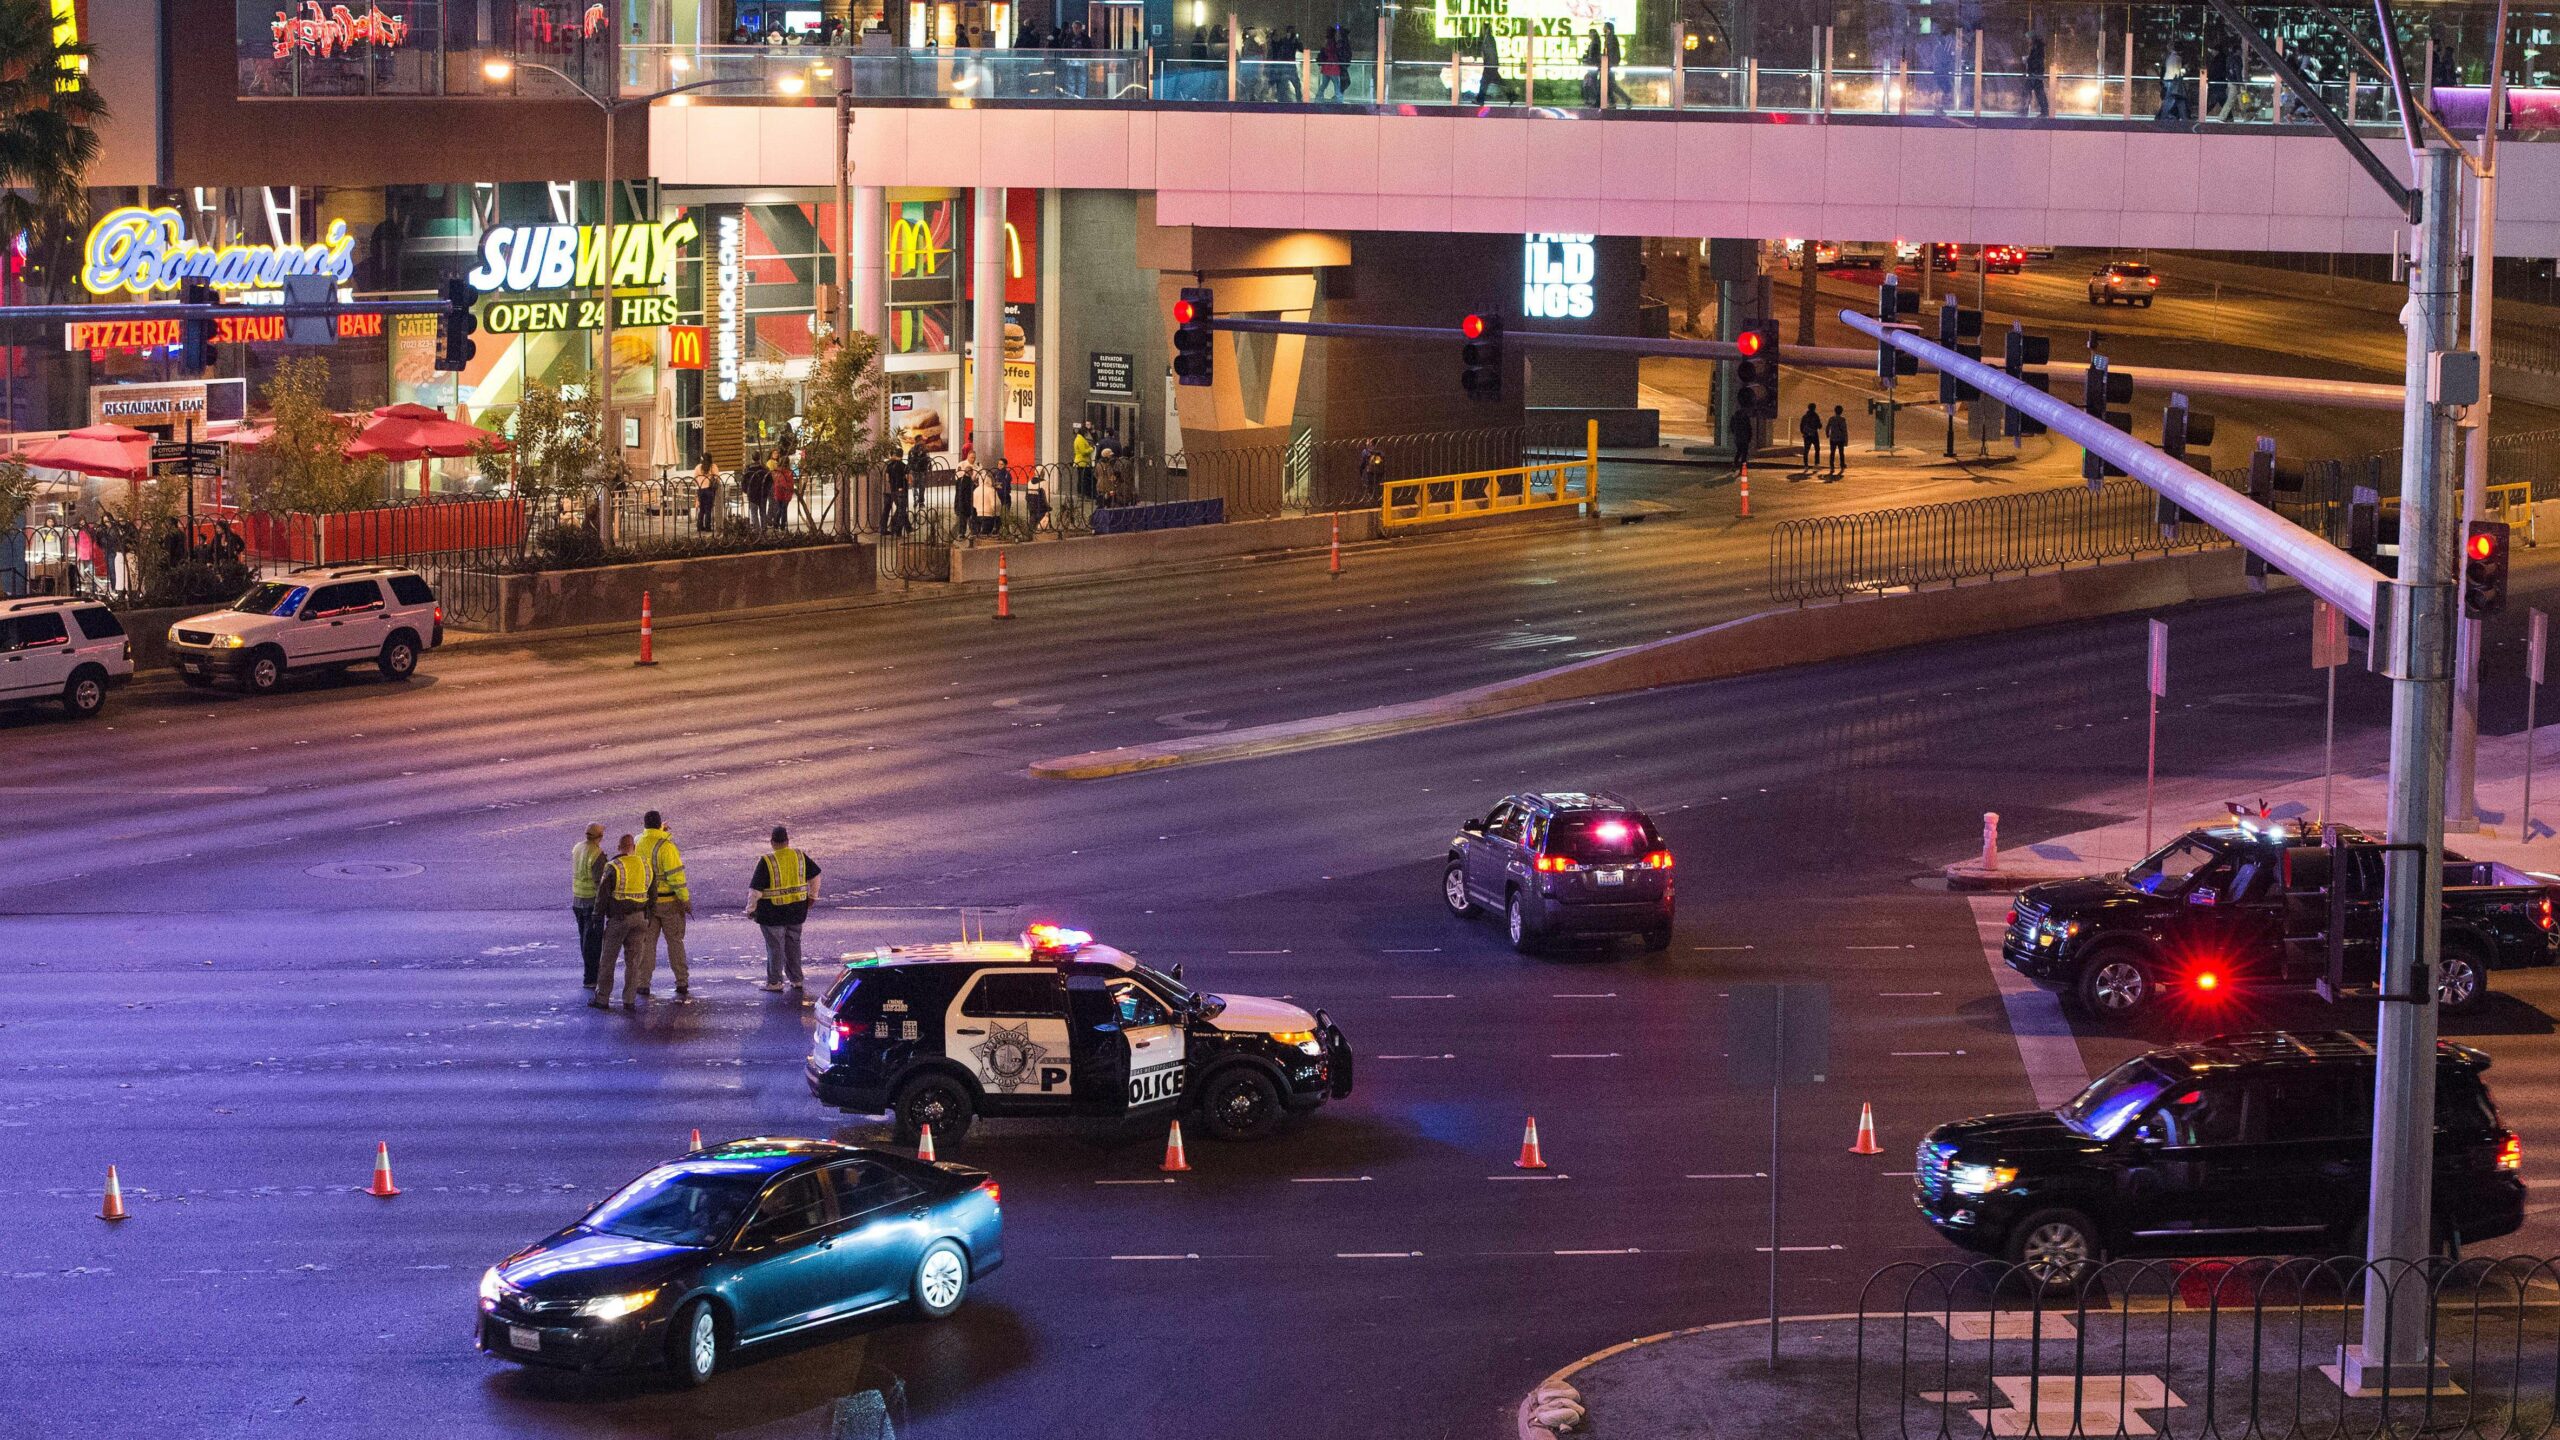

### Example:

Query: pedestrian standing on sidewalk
xmin=741 ymin=451 xmax=774 ymax=531
xmin=747 ymin=826 xmax=823 ymax=1001
xmin=639 ymin=810 xmax=693 ymax=1003
xmin=593 ymin=834 xmax=650 ymax=1010
xmin=1027 ymin=467 xmax=1054 ymax=534
xmin=883 ymin=452 xmax=911 ymax=535
xmin=770 ymin=455 xmax=797 ymax=529
xmin=570 ymin=823 xmax=606 ymax=992
xmin=972 ymin=466 xmax=1000 ymax=538
xmin=693 ymin=456 xmax=719 ymax=532
xmin=1825 ymin=405 xmax=1850 ymax=477
xmin=1072 ymin=424 xmax=1097 ymax=500
xmin=1798 ymin=403 xmax=1823 ymax=471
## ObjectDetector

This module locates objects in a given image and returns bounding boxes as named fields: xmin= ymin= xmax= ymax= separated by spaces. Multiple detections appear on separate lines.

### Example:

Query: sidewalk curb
xmin=1943 ymin=859 xmax=2105 ymax=891
xmin=1514 ymin=1312 xmax=1864 ymax=1440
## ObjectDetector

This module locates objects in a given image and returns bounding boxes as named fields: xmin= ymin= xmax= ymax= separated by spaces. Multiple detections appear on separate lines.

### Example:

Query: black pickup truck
xmin=2004 ymin=819 xmax=2559 ymax=1022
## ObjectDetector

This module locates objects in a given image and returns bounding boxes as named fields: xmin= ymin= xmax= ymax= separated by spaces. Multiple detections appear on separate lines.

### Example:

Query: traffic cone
xmin=1849 ymin=1103 xmax=1885 ymax=1155
xmin=1160 ymin=1120 xmax=1191 ymax=1173
xmin=634 ymin=590 xmax=658 ymax=666
xmin=1737 ymin=464 xmax=1752 ymax=519
xmin=689 ymin=1128 xmax=702 ymax=1151
xmin=99 ymin=1165 xmax=128 ymax=1222
xmin=366 ymin=1142 xmax=402 ymax=1197
xmin=1329 ymin=512 xmax=1342 ymax=578
xmin=918 ymin=1124 xmax=938 ymax=1163
xmin=1514 ymin=1116 xmax=1549 ymax=1170
xmin=994 ymin=551 xmax=1013 ymax=620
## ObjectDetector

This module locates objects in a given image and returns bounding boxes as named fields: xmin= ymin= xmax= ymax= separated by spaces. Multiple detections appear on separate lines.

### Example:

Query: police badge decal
xmin=971 ymin=1021 xmax=1048 ymax=1094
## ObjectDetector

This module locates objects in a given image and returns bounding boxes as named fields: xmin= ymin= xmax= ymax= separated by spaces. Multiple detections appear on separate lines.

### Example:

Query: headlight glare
xmin=478 ymin=1267 xmax=505 ymax=1308
xmin=578 ymin=1288 xmax=661 ymax=1321
xmin=1949 ymin=1162 xmax=2019 ymax=1196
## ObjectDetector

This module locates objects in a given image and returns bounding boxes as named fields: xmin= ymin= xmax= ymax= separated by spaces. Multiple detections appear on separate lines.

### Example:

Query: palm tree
xmin=0 ymin=0 xmax=104 ymax=299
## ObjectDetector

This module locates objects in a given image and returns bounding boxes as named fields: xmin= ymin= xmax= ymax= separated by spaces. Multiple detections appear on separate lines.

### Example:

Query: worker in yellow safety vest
xmin=591 ymin=834 xmax=653 ymax=1010
xmin=638 ymin=810 xmax=693 ymax=1002
xmin=570 ymin=823 xmax=606 ymax=990
xmin=747 ymin=825 xmax=824 ymax=1000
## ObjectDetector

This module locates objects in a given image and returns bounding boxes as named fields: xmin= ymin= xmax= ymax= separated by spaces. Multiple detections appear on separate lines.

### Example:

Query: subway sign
xmin=466 ymin=216 xmax=699 ymax=294
xmin=480 ymin=293 xmax=682 ymax=335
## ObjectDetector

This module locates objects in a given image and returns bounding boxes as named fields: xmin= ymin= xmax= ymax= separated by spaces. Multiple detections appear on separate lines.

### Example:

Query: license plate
xmin=508 ymin=1325 xmax=540 ymax=1352
xmin=181 ymin=662 xmax=202 ymax=675
xmin=1595 ymin=869 xmax=1625 ymax=886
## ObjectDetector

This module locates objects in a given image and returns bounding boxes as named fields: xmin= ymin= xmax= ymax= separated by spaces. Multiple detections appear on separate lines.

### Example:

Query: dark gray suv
xmin=1444 ymin=792 xmax=1675 ymax=952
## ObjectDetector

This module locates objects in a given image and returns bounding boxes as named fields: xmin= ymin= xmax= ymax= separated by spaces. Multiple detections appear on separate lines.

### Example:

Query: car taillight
xmin=2193 ymin=970 xmax=2221 ymax=993
xmin=832 ymin=1020 xmax=855 ymax=1042
xmin=2500 ymin=1135 xmax=2522 ymax=1172
xmin=2537 ymin=893 xmax=2554 ymax=931
xmin=977 ymin=1179 xmax=1001 ymax=1205
xmin=434 ymin=603 xmax=444 ymax=626
xmin=1641 ymin=851 xmax=1674 ymax=869
xmin=1535 ymin=855 xmax=1577 ymax=872
xmin=2144 ymin=276 xmax=2159 ymax=286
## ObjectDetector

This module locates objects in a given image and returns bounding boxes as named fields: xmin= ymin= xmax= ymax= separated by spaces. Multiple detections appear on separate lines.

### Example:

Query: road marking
xmin=1884 ymin=1171 xmax=1917 ymax=1178
xmin=1291 ymin=1176 xmax=1373 ymax=1184
xmin=1879 ymin=991 xmax=1943 ymax=998
xmin=1549 ymin=1052 xmax=1622 ymax=1059
xmin=1847 ymin=944 xmax=1916 ymax=951
xmin=1110 ymin=1253 xmax=1200 ymax=1261
xmin=1337 ymin=1251 xmax=1423 ymax=1259
xmin=1966 ymin=896 xmax=2093 ymax=1109
xmin=1890 ymin=1050 xmax=1968 ymax=1057
xmin=1687 ymin=1172 xmax=1768 ymax=1180
xmin=1096 ymin=1179 xmax=1179 ymax=1186
xmin=1488 ymin=1174 xmax=1569 ymax=1181
xmin=1754 ymin=1245 xmax=1845 ymax=1253
xmin=1390 ymin=994 xmax=1457 ymax=1000
xmin=1555 ymin=1248 xmax=1642 ymax=1256
xmin=1695 ymin=945 xmax=1755 ymax=952
xmin=1551 ymin=992 xmax=1618 ymax=999
xmin=1381 ymin=948 xmax=1443 ymax=954
xmin=1375 ymin=1053 xmax=1455 ymax=1061
xmin=1226 ymin=949 xmax=1291 ymax=955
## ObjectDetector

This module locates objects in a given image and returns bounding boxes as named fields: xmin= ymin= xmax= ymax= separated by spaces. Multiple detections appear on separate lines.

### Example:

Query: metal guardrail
xmin=1381 ymin=421 xmax=1600 ymax=530
xmin=1860 ymin=1255 xmax=2560 ymax=1440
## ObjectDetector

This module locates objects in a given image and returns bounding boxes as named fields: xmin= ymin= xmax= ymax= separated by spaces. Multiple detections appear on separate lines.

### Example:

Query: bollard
xmin=994 ymin=551 xmax=1013 ymax=620
xmin=1737 ymin=464 xmax=1751 ymax=519
xmin=1329 ymin=513 xmax=1341 ymax=578
xmin=634 ymin=590 xmax=658 ymax=667
xmin=1980 ymin=811 xmax=1999 ymax=872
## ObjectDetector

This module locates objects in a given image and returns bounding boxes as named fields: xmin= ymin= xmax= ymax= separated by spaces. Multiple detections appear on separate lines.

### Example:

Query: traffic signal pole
xmin=2450 ymin=0 xmax=2512 ymax=831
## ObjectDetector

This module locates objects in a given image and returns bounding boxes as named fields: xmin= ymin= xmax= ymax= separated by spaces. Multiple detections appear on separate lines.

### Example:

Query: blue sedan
xmin=477 ymin=1136 xmax=1002 ymax=1385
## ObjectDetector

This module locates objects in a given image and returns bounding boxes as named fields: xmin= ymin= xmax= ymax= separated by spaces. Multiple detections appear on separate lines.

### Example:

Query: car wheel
xmin=911 ymin=1240 xmax=970 ymax=1319
xmin=378 ymin=635 xmax=419 ymax=680
xmin=1643 ymin=923 xmax=1673 ymax=953
xmin=1443 ymin=862 xmax=1475 ymax=917
xmin=2438 ymin=947 xmax=2489 ymax=1014
xmin=2005 ymin=1208 xmax=2101 ymax=1294
xmin=668 ymin=1299 xmax=721 ymax=1387
xmin=1506 ymin=889 xmax=1543 ymax=954
xmin=891 ymin=1074 xmax=973 ymax=1146
xmin=2139 ymin=297 xmax=2154 ymax=308
xmin=2074 ymin=948 xmax=2155 ymax=1022
xmin=1197 ymin=1066 xmax=1284 ymax=1141
xmin=244 ymin=650 xmax=284 ymax=695
xmin=62 ymin=668 xmax=106 ymax=718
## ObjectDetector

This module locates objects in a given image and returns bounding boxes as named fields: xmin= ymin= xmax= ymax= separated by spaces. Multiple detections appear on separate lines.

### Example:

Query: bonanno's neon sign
xmin=81 ymin=207 xmax=356 ymax=299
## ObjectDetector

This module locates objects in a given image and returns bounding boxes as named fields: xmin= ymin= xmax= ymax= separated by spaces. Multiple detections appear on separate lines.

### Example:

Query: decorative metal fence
xmin=1859 ymin=1256 xmax=2560 ymax=1440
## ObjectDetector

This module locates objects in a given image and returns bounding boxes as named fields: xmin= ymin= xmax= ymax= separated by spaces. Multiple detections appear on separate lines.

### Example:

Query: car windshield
xmin=1546 ymin=813 xmax=1657 ymax=862
xmin=1135 ymin=963 xmax=1221 ymax=1020
xmin=582 ymin=1164 xmax=769 ymax=1247
xmin=2058 ymin=1058 xmax=2179 ymax=1139
xmin=230 ymin=582 xmax=307 ymax=616
xmin=2123 ymin=836 xmax=2222 ymax=895
xmin=2114 ymin=265 xmax=2154 ymax=277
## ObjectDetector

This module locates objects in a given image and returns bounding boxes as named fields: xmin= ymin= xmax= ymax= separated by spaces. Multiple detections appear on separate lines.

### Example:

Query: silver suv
xmin=167 ymin=566 xmax=443 ymax=694
xmin=0 ymin=595 xmax=134 ymax=718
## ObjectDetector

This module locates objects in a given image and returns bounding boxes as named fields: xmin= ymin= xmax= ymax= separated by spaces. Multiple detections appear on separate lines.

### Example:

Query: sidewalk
xmin=1519 ymin=1277 xmax=2560 ymax=1440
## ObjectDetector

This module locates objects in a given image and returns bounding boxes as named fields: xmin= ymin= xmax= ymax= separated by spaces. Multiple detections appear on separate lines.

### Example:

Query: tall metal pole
xmin=600 ymin=100 xmax=618 ymax=465
xmin=835 ymin=81 xmax=853 ymax=344
xmin=2360 ymin=143 xmax=2462 ymax=1378
xmin=2450 ymin=0 xmax=2510 ymax=830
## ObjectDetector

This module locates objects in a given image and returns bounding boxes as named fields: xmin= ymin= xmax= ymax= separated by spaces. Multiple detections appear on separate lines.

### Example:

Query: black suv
xmin=1915 ymin=1031 xmax=2524 ymax=1285
xmin=1444 ymin=792 xmax=1675 ymax=951
xmin=806 ymin=926 xmax=1352 ymax=1142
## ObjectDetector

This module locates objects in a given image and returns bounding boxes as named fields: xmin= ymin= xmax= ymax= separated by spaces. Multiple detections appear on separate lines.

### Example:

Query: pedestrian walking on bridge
xmin=1798 ymin=403 xmax=1823 ymax=472
xmin=639 ymin=811 xmax=694 ymax=1003
xmin=593 ymin=834 xmax=651 ymax=1010
xmin=1825 ymin=405 xmax=1850 ymax=477
xmin=748 ymin=826 xmax=823 ymax=1002
xmin=570 ymin=823 xmax=606 ymax=991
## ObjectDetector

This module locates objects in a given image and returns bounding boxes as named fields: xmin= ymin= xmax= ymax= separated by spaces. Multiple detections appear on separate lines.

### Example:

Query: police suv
xmin=806 ymin=926 xmax=1354 ymax=1142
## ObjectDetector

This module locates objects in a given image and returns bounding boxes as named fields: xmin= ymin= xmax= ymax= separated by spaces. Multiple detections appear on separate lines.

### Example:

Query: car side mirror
xmin=1171 ymin=962 xmax=1184 ymax=982
xmin=1462 ymin=820 xmax=1485 ymax=834
xmin=299 ymin=609 xmax=321 ymax=621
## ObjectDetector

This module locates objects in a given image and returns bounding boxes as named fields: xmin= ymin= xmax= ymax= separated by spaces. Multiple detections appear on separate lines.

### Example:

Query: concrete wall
xmin=1055 ymin=191 xmax=1169 ymax=458
xmin=461 ymin=545 xmax=875 ymax=634
xmin=1303 ymin=230 xmax=1525 ymax=439
xmin=946 ymin=509 xmax=1385 ymax=583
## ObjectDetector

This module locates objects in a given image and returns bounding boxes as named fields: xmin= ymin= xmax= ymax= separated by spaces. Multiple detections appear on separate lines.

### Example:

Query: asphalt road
xmin=13 ymin=493 xmax=2560 ymax=1440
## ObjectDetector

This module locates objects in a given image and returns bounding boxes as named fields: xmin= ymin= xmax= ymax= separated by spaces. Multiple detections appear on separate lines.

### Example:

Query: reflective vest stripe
xmin=766 ymin=848 xmax=810 ymax=906
xmin=570 ymin=843 xmax=601 ymax=900
xmin=644 ymin=831 xmax=689 ymax=902
xmin=610 ymin=854 xmax=650 ymax=903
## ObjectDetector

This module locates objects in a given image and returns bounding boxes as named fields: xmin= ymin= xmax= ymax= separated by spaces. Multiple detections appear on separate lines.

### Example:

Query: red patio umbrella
xmin=346 ymin=403 xmax=508 ymax=497
xmin=19 ymin=423 xmax=153 ymax=480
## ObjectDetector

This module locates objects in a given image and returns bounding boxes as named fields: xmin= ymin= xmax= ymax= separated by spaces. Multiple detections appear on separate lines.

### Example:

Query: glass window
xmin=72 ymin=607 xmax=124 ymax=640
xmin=2437 ymin=1073 xmax=2500 ymax=1132
xmin=822 ymin=1160 xmax=921 ymax=1216
xmin=308 ymin=581 xmax=382 ymax=616
xmin=2159 ymin=1082 xmax=2246 ymax=1146
xmin=388 ymin=574 xmax=435 ymax=606
xmin=963 ymin=970 xmax=1068 ymax=1018
xmin=1 ymin=612 xmax=66 ymax=651
xmin=2286 ymin=847 xmax=2332 ymax=890
xmin=232 ymin=582 xmax=308 ymax=616
xmin=1546 ymin=813 xmax=1658 ymax=862
xmin=1486 ymin=802 xmax=1527 ymax=845
xmin=2124 ymin=836 xmax=2224 ymax=896
xmin=2252 ymin=1076 xmax=2350 ymax=1140
xmin=584 ymin=1165 xmax=768 ymax=1247
xmin=741 ymin=1173 xmax=834 ymax=1246
xmin=1112 ymin=982 xmax=1170 ymax=1029
xmin=2059 ymin=1057 xmax=2177 ymax=1139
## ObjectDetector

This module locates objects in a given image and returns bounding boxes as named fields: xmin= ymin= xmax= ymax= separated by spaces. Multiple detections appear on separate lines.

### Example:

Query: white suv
xmin=0 ymin=595 xmax=134 ymax=718
xmin=167 ymin=566 xmax=443 ymax=695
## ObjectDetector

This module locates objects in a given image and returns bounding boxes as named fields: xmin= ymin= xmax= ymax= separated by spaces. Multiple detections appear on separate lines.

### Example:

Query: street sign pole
xmin=1767 ymin=987 xmax=1782 ymax=1373
xmin=1725 ymin=983 xmax=1827 ymax=1373
xmin=2147 ymin=619 xmax=2168 ymax=853
xmin=2528 ymin=609 xmax=2547 ymax=841
xmin=2315 ymin=599 xmax=2349 ymax=823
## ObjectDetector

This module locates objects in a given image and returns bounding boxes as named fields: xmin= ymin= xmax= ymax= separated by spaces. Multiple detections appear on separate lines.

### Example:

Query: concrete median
xmin=1031 ymin=549 xmax=2289 ymax=780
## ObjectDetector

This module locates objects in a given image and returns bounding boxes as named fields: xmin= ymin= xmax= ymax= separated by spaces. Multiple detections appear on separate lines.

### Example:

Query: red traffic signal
xmin=1736 ymin=329 xmax=1766 ymax=358
xmin=1462 ymin=313 xmax=1489 ymax=340
xmin=1172 ymin=298 xmax=1199 ymax=326
xmin=2471 ymin=530 xmax=2500 ymax=561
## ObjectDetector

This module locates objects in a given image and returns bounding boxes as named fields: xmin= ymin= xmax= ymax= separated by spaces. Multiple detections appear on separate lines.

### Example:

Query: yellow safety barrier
xmin=1379 ymin=420 xmax=1600 ymax=531
xmin=2380 ymin=481 xmax=2538 ymax=545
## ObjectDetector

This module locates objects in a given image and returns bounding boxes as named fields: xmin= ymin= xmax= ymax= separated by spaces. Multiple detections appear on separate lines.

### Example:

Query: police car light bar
xmin=1023 ymin=923 xmax=1093 ymax=958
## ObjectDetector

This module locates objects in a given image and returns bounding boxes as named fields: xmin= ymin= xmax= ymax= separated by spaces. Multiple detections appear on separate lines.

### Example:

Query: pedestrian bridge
xmin=633 ymin=44 xmax=2560 ymax=256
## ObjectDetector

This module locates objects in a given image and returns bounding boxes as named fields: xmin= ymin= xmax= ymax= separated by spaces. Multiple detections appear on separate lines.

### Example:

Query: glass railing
xmin=236 ymin=0 xmax=615 ymax=98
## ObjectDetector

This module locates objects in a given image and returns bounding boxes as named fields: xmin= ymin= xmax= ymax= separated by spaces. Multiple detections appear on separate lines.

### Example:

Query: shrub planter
xmin=445 ymin=543 xmax=873 ymax=633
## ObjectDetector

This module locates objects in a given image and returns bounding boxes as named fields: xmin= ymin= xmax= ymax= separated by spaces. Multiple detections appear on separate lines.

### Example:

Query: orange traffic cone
xmin=1329 ymin=512 xmax=1342 ymax=578
xmin=994 ymin=551 xmax=1013 ymax=620
xmin=689 ymin=1128 xmax=703 ymax=1151
xmin=635 ymin=590 xmax=658 ymax=666
xmin=1160 ymin=1120 xmax=1191 ymax=1173
xmin=918 ymin=1123 xmax=938 ymax=1163
xmin=1849 ymin=1103 xmax=1885 ymax=1155
xmin=366 ymin=1142 xmax=402 ymax=1197
xmin=99 ymin=1165 xmax=128 ymax=1222
xmin=1515 ymin=1116 xmax=1549 ymax=1170
xmin=1737 ymin=465 xmax=1752 ymax=519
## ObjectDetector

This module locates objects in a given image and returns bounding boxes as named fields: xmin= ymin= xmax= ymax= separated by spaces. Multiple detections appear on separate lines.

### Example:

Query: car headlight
xmin=217 ymin=633 xmax=247 ymax=649
xmin=478 ymin=1267 xmax=506 ymax=1309
xmin=1270 ymin=1029 xmax=1325 ymax=1054
xmin=1949 ymin=1163 xmax=2018 ymax=1196
xmin=577 ymin=1288 xmax=661 ymax=1321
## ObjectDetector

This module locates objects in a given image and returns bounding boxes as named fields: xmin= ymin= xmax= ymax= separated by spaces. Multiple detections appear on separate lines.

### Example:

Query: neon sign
xmin=714 ymin=214 xmax=743 ymax=403
xmin=466 ymin=217 xmax=701 ymax=295
xmin=81 ymin=207 xmax=356 ymax=299
xmin=270 ymin=3 xmax=412 ymax=59
xmin=1523 ymin=233 xmax=1595 ymax=320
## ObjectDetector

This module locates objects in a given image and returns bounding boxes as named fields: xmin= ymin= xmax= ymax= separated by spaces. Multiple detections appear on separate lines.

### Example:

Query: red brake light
xmin=433 ymin=603 xmax=443 ymax=626
xmin=977 ymin=1178 xmax=1002 ymax=1203
xmin=2538 ymin=893 xmax=2555 ymax=931
xmin=833 ymin=1020 xmax=856 ymax=1041
xmin=1535 ymin=854 xmax=1577 ymax=873
xmin=1641 ymin=850 xmax=1674 ymax=870
xmin=2194 ymin=971 xmax=2221 ymax=992
xmin=1173 ymin=299 xmax=1198 ymax=325
xmin=2144 ymin=276 xmax=2159 ymax=286
xmin=2500 ymin=1136 xmax=2522 ymax=1172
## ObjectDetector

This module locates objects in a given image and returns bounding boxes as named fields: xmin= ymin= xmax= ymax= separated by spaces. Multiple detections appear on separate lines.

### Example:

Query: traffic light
xmin=2243 ymin=436 xmax=2282 ymax=584
xmin=1172 ymin=287 xmax=1214 ymax=387
xmin=1875 ymin=278 xmax=1919 ymax=382
xmin=2002 ymin=325 xmax=2051 ymax=437
xmin=434 ymin=277 xmax=479 ymax=373
xmin=2155 ymin=395 xmax=2214 ymax=537
xmin=1734 ymin=324 xmax=1779 ymax=420
xmin=1936 ymin=300 xmax=1982 ymax=405
xmin=2079 ymin=356 xmax=2134 ymax=484
xmin=177 ymin=280 xmax=219 ymax=373
xmin=2464 ymin=520 xmax=2511 ymax=618
xmin=1461 ymin=313 xmax=1504 ymax=400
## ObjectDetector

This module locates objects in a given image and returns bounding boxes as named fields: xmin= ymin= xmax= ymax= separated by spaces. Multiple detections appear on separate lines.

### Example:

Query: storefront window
xmin=238 ymin=0 xmax=613 ymax=98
